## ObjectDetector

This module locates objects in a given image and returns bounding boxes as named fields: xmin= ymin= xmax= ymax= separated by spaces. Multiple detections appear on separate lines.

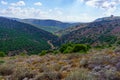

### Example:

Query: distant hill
xmin=59 ymin=17 xmax=120 ymax=47
xmin=0 ymin=17 xmax=57 ymax=55
xmin=55 ymin=23 xmax=88 ymax=36
xmin=18 ymin=19 xmax=79 ymax=33
xmin=94 ymin=15 xmax=120 ymax=22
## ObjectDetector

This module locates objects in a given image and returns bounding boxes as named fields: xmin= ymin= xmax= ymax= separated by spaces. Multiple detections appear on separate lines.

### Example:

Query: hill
xmin=0 ymin=17 xmax=57 ymax=55
xmin=59 ymin=17 xmax=120 ymax=47
xmin=18 ymin=19 xmax=79 ymax=33
xmin=94 ymin=15 xmax=120 ymax=22
xmin=55 ymin=23 xmax=88 ymax=36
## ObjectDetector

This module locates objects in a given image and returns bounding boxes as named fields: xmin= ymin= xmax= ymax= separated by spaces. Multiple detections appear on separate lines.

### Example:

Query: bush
xmin=11 ymin=66 xmax=35 ymax=80
xmin=65 ymin=68 xmax=96 ymax=80
xmin=35 ymin=72 xmax=62 ymax=80
xmin=0 ymin=51 xmax=6 ymax=57
xmin=0 ymin=63 xmax=14 ymax=76
xmin=53 ymin=50 xmax=59 ymax=54
xmin=117 ymin=41 xmax=120 ymax=45
xmin=59 ymin=43 xmax=74 ymax=53
xmin=0 ymin=60 xmax=5 ymax=64
xmin=72 ymin=44 xmax=88 ymax=53
xmin=19 ymin=52 xmax=28 ymax=56
xmin=63 ymin=46 xmax=73 ymax=53
xmin=59 ymin=43 xmax=91 ymax=53
xmin=39 ymin=50 xmax=47 ymax=56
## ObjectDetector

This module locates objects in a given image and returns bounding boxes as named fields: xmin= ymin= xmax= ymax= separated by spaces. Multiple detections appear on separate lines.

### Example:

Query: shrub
xmin=63 ymin=46 xmax=73 ymax=53
xmin=65 ymin=68 xmax=96 ymax=80
xmin=35 ymin=72 xmax=62 ymax=80
xmin=72 ymin=44 xmax=89 ymax=53
xmin=53 ymin=50 xmax=59 ymax=54
xmin=19 ymin=52 xmax=28 ymax=56
xmin=117 ymin=41 xmax=120 ymax=45
xmin=59 ymin=43 xmax=90 ymax=53
xmin=39 ymin=50 xmax=47 ymax=56
xmin=0 ymin=63 xmax=14 ymax=76
xmin=59 ymin=43 xmax=74 ymax=53
xmin=11 ymin=66 xmax=35 ymax=80
xmin=90 ymin=66 xmax=120 ymax=80
xmin=0 ymin=51 xmax=6 ymax=57
xmin=0 ymin=60 xmax=5 ymax=64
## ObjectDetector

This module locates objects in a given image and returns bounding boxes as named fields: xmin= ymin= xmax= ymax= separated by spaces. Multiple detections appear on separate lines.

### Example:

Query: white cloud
xmin=0 ymin=5 xmax=95 ymax=22
xmin=34 ymin=2 xmax=42 ymax=6
xmin=86 ymin=0 xmax=96 ymax=7
xmin=1 ymin=1 xmax=8 ymax=5
xmin=10 ymin=1 xmax=25 ymax=6
xmin=81 ymin=0 xmax=120 ymax=16
xmin=0 ymin=6 xmax=77 ymax=22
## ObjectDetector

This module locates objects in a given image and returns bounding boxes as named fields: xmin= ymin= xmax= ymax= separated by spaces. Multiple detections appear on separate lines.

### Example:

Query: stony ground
xmin=0 ymin=49 xmax=120 ymax=80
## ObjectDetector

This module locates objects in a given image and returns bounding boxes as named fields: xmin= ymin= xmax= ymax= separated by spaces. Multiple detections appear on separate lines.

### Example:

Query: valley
xmin=0 ymin=16 xmax=120 ymax=80
xmin=1 ymin=0 xmax=120 ymax=80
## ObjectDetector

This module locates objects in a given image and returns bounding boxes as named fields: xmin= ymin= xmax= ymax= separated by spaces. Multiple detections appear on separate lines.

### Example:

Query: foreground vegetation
xmin=0 ymin=48 xmax=120 ymax=80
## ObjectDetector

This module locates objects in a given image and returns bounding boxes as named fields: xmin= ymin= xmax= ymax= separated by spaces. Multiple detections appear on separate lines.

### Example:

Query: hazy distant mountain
xmin=94 ymin=15 xmax=120 ymax=22
xmin=0 ymin=17 xmax=57 ymax=55
xmin=18 ymin=19 xmax=79 ymax=33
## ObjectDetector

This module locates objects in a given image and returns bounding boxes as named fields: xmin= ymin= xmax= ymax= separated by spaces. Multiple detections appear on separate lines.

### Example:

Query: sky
xmin=0 ymin=0 xmax=120 ymax=22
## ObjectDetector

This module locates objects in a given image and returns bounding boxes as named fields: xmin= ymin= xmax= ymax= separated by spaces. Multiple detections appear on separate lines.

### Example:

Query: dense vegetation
xmin=59 ymin=43 xmax=91 ymax=53
xmin=55 ymin=23 xmax=88 ymax=36
xmin=59 ymin=19 xmax=120 ymax=47
xmin=0 ymin=17 xmax=57 ymax=55
xmin=19 ymin=19 xmax=79 ymax=33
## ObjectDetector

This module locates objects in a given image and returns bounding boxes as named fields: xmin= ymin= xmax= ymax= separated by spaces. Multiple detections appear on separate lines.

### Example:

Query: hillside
xmin=18 ymin=19 xmax=79 ymax=33
xmin=0 ymin=17 xmax=57 ymax=55
xmin=55 ymin=23 xmax=88 ymax=36
xmin=95 ymin=15 xmax=120 ymax=22
xmin=59 ymin=18 xmax=120 ymax=47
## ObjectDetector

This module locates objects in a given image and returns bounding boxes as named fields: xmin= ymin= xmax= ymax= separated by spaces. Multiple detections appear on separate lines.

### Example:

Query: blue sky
xmin=0 ymin=0 xmax=120 ymax=22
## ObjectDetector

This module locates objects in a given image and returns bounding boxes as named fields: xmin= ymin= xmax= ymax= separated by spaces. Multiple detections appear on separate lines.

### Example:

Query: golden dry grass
xmin=0 ymin=49 xmax=120 ymax=80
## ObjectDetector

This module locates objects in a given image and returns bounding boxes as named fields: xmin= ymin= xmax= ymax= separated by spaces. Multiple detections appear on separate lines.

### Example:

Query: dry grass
xmin=0 ymin=49 xmax=120 ymax=80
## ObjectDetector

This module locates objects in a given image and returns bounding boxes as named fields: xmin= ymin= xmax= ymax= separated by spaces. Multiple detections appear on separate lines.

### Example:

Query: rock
xmin=23 ymin=77 xmax=28 ymax=80
xmin=93 ymin=66 xmax=102 ymax=72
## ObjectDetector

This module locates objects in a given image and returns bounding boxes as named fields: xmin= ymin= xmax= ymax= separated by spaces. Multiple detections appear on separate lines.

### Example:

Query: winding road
xmin=47 ymin=40 xmax=55 ymax=49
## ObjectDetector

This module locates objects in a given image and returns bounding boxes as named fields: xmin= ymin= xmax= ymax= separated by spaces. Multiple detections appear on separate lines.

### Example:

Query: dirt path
xmin=47 ymin=40 xmax=55 ymax=49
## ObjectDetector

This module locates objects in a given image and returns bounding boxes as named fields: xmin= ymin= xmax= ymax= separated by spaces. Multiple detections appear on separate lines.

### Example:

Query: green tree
xmin=72 ymin=44 xmax=88 ymax=53
xmin=59 ymin=43 xmax=73 ymax=53
xmin=0 ymin=51 xmax=6 ymax=57
xmin=63 ymin=46 xmax=73 ymax=53
xmin=59 ymin=43 xmax=91 ymax=53
xmin=39 ymin=50 xmax=47 ymax=56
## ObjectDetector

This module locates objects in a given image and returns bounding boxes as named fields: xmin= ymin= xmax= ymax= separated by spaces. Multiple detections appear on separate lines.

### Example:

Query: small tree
xmin=0 ymin=51 xmax=6 ymax=57
xmin=19 ymin=52 xmax=28 ymax=56
xmin=72 ymin=44 xmax=89 ymax=53
xmin=39 ymin=50 xmax=47 ymax=56
xmin=59 ymin=43 xmax=74 ymax=53
xmin=63 ymin=46 xmax=73 ymax=53
xmin=59 ymin=43 xmax=91 ymax=54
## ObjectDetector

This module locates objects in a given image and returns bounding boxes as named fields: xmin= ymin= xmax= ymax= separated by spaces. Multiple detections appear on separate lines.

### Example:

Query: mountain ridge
xmin=94 ymin=15 xmax=120 ymax=22
xmin=0 ymin=17 xmax=57 ymax=55
xmin=58 ymin=16 xmax=120 ymax=47
xmin=18 ymin=19 xmax=80 ymax=33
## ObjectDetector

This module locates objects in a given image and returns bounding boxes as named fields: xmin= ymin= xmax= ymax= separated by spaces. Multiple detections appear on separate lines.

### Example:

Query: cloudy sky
xmin=0 ymin=0 xmax=120 ymax=22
